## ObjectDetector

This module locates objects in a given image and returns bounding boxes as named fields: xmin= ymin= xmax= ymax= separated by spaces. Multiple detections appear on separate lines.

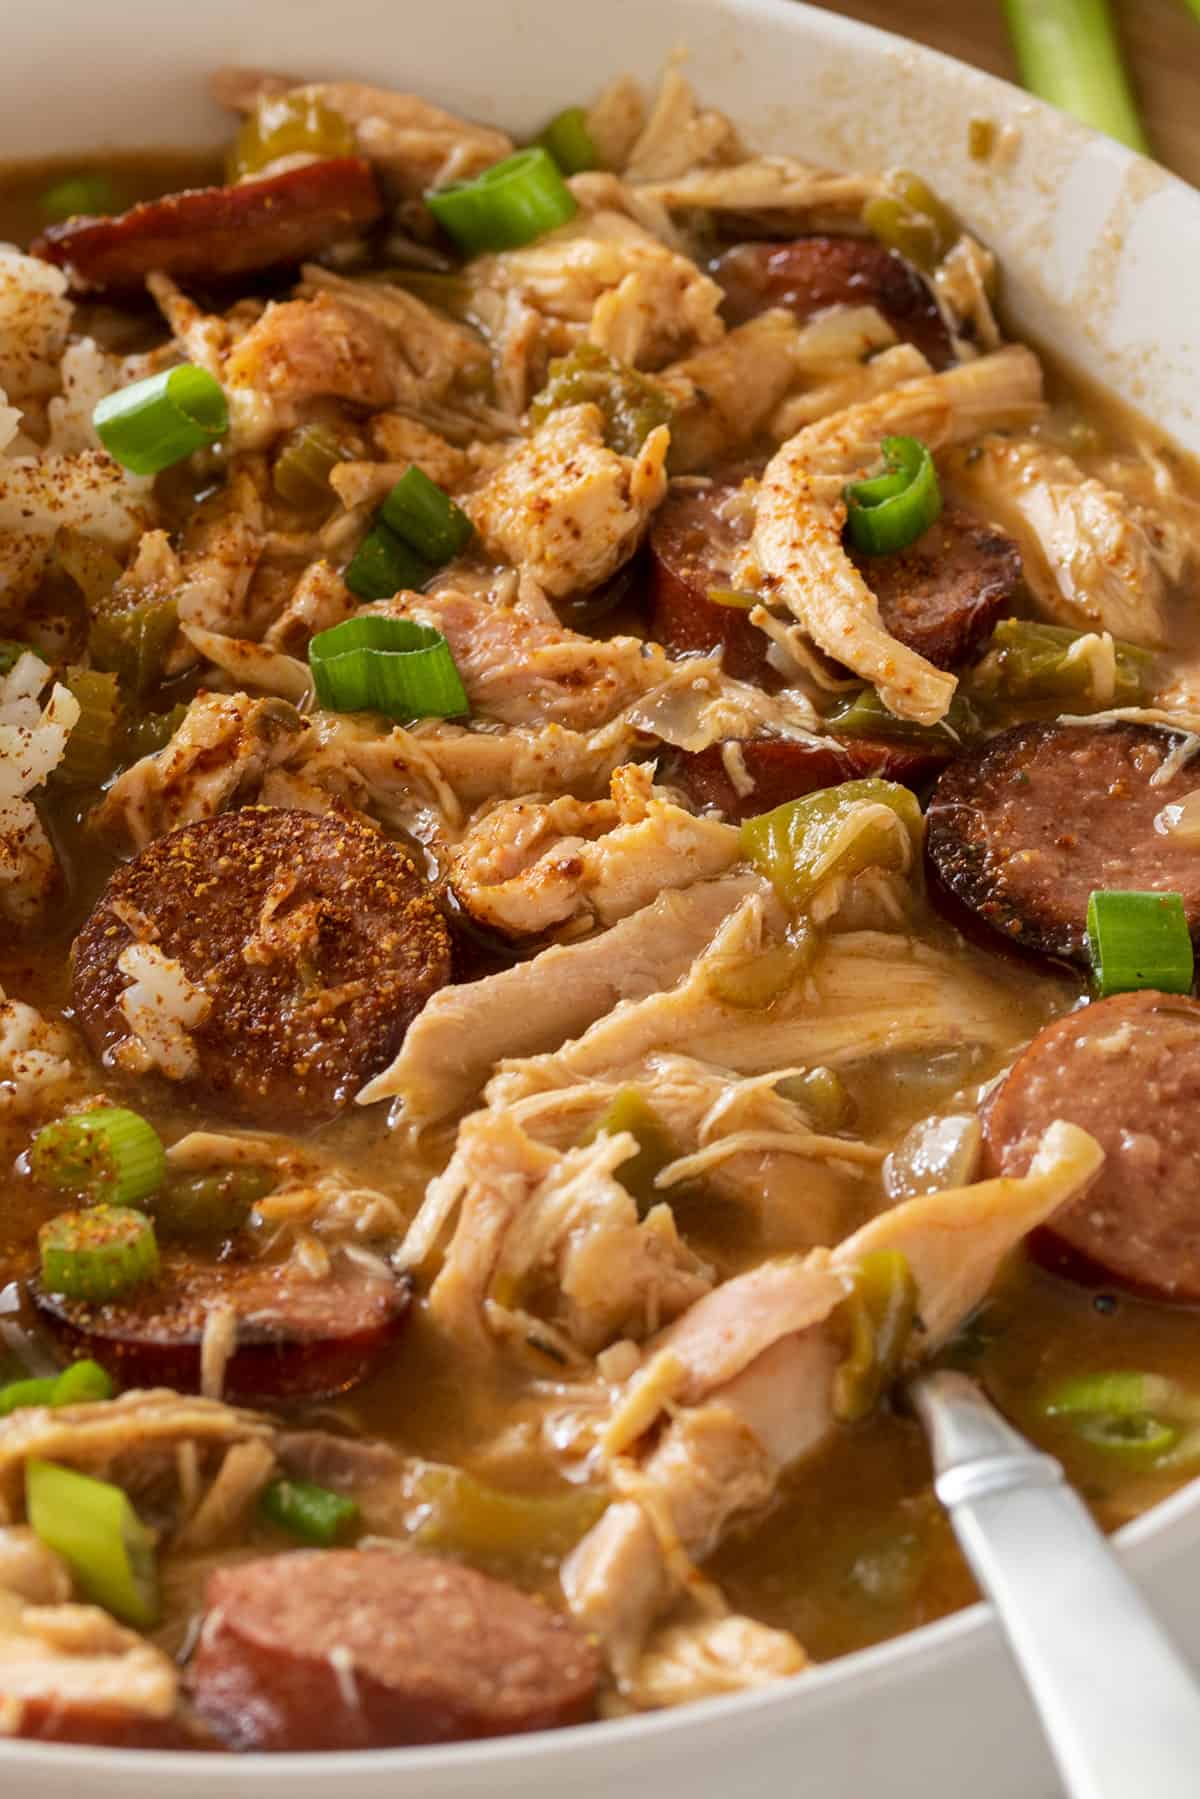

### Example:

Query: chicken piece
xmin=450 ymin=763 xmax=740 ymax=937
xmin=0 ymin=1530 xmax=72 ymax=1606
xmin=0 ymin=248 xmax=72 ymax=403
xmin=0 ymin=996 xmax=79 ymax=1118
xmin=943 ymin=435 xmax=1173 ymax=648
xmin=770 ymin=343 xmax=931 ymax=442
xmin=92 ymin=692 xmax=307 ymax=852
xmin=628 ymin=1612 xmax=808 ymax=1710
xmin=585 ymin=76 xmax=648 ymax=175
xmin=634 ymin=159 xmax=882 ymax=218
xmin=379 ymin=586 xmax=670 ymax=728
xmin=751 ymin=345 xmax=1044 ymax=722
xmin=262 ymin=558 xmax=355 ymax=654
xmin=0 ymin=1390 xmax=273 ymax=1523
xmin=213 ymin=72 xmax=513 ymax=198
xmin=180 ymin=623 xmax=314 ymax=704
xmin=469 ymin=209 xmax=724 ymax=406
xmin=358 ymin=871 xmax=765 ymax=1125
xmin=623 ymin=68 xmax=743 ymax=182
xmin=410 ymin=1111 xmax=712 ymax=1356
xmin=0 ymin=1591 xmax=180 ymax=1734
xmin=563 ymin=1119 xmax=1104 ymax=1689
xmin=0 ymin=652 xmax=79 ymax=925
xmin=466 ymin=404 xmax=669 ymax=596
xmin=172 ymin=465 xmax=265 ymax=642
xmin=511 ymin=911 xmax=1032 ymax=1098
xmin=366 ymin=415 xmax=472 ymax=490
xmin=662 ymin=311 xmax=815 ymax=474
xmin=623 ymin=653 xmax=821 ymax=746
xmin=933 ymin=235 xmax=1001 ymax=353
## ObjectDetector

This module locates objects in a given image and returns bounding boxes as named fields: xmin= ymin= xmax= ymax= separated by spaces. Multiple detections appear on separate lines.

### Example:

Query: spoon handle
xmin=910 ymin=1368 xmax=1200 ymax=1799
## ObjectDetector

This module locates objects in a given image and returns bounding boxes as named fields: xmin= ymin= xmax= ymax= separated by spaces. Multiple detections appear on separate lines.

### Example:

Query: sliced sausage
xmin=186 ymin=1549 xmax=600 ymax=1750
xmin=649 ymin=480 xmax=1020 ymax=679
xmin=31 ymin=158 xmax=383 ymax=292
xmin=983 ymin=992 xmax=1200 ymax=1301
xmin=850 ymin=508 xmax=1022 ymax=670
xmin=926 ymin=722 xmax=1200 ymax=965
xmin=648 ymin=475 xmax=770 ymax=682
xmin=713 ymin=236 xmax=955 ymax=369
xmin=72 ymin=806 xmax=451 ymax=1124
xmin=34 ymin=1252 xmax=411 ymax=1404
xmin=667 ymin=734 xmax=951 ymax=822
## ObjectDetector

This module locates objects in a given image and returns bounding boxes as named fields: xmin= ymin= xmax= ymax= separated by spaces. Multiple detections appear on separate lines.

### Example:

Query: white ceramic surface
xmin=5 ymin=2 xmax=1200 ymax=1792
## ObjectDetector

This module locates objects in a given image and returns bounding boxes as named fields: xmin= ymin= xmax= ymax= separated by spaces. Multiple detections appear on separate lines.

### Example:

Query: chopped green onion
xmin=426 ymin=147 xmax=577 ymax=255
xmin=535 ymin=106 xmax=599 ymax=175
xmin=48 ymin=1359 xmax=114 ymax=1406
xmin=968 ymin=618 xmax=1153 ymax=709
xmin=1040 ymin=1370 xmax=1200 ymax=1470
xmin=833 ymin=1250 xmax=918 ymax=1422
xmin=31 ymin=1107 xmax=166 ymax=1206
xmin=1086 ymin=890 xmax=1194 ymax=998
xmin=309 ymin=615 xmax=470 ymax=720
xmin=0 ymin=1376 xmax=58 ymax=1417
xmin=828 ymin=686 xmax=978 ymax=745
xmin=93 ymin=365 xmax=229 ymax=477
xmin=89 ymin=597 xmax=178 ymax=697
xmin=40 ymin=174 xmax=119 ymax=222
xmin=0 ymin=640 xmax=44 ymax=678
xmin=529 ymin=342 xmax=673 ymax=457
xmin=26 ymin=1459 xmax=158 ymax=1626
xmin=581 ymin=1088 xmax=675 ymax=1215
xmin=740 ymin=778 xmax=922 ymax=914
xmin=228 ymin=94 xmax=356 ymax=182
xmin=259 ymin=1476 xmax=360 ymax=1546
xmin=272 ymin=424 xmax=349 ymax=512
xmin=380 ymin=466 xmax=474 ymax=565
xmin=39 ymin=1207 xmax=160 ymax=1304
xmin=0 ymin=1360 xmax=114 ymax=1418
xmin=152 ymin=1165 xmax=275 ymax=1240
xmin=1003 ymin=0 xmax=1149 ymax=153
xmin=344 ymin=524 xmax=434 ymax=603
xmin=53 ymin=667 xmax=121 ymax=786
xmin=844 ymin=436 xmax=942 ymax=556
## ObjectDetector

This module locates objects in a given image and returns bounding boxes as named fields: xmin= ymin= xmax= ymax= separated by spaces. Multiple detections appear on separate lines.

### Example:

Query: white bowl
xmin=6 ymin=1 xmax=1200 ymax=1792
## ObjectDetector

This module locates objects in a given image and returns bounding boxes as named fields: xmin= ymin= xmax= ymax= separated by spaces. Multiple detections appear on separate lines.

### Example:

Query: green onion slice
xmin=26 ymin=1459 xmax=158 ymax=1626
xmin=843 ymin=435 xmax=942 ymax=557
xmin=39 ymin=1206 xmax=160 ymax=1304
xmin=344 ymin=524 xmax=434 ymax=603
xmin=535 ymin=106 xmax=599 ymax=175
xmin=309 ymin=616 xmax=470 ymax=721
xmin=31 ymin=1107 xmax=166 ymax=1206
xmin=1086 ymin=889 xmax=1194 ymax=998
xmin=1040 ymin=1370 xmax=1200 ymax=1470
xmin=379 ymin=466 xmax=474 ymax=566
xmin=1003 ymin=0 xmax=1149 ymax=154
xmin=0 ymin=1359 xmax=115 ymax=1417
xmin=259 ymin=1476 xmax=360 ymax=1546
xmin=40 ymin=173 xmax=120 ymax=222
xmin=426 ymin=147 xmax=577 ymax=255
xmin=93 ymin=365 xmax=229 ymax=477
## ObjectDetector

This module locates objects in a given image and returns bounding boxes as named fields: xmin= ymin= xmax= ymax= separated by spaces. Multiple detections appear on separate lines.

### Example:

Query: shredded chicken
xmin=751 ymin=345 xmax=1044 ymax=721
xmin=114 ymin=942 xmax=213 ymax=1080
xmin=450 ymin=763 xmax=740 ymax=937
xmin=0 ymin=652 xmax=79 ymax=923
xmin=0 ymin=1591 xmax=179 ymax=1730
xmin=466 ymin=404 xmax=669 ymax=596
xmin=944 ymin=435 xmax=1174 ymax=647
xmin=562 ymin=1120 xmax=1103 ymax=1690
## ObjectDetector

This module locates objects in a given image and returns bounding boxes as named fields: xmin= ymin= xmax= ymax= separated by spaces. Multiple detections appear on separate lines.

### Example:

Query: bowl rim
xmin=4 ymin=0 xmax=1200 ymax=1777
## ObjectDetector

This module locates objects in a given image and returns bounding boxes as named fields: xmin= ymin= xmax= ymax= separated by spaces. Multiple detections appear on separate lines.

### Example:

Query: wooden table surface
xmin=812 ymin=0 xmax=1200 ymax=187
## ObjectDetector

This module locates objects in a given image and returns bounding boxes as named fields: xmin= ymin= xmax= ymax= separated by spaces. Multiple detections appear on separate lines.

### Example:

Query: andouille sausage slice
xmin=72 ymin=807 xmax=451 ymax=1125
xmin=849 ymin=509 xmax=1022 ymax=670
xmin=926 ymin=722 xmax=1200 ymax=965
xmin=187 ymin=1550 xmax=601 ymax=1751
xmin=31 ymin=158 xmax=383 ymax=291
xmin=34 ymin=1252 xmax=411 ymax=1404
xmin=649 ymin=480 xmax=1021 ymax=678
xmin=714 ymin=236 xmax=955 ymax=369
xmin=667 ymin=734 xmax=952 ymax=822
xmin=983 ymin=992 xmax=1200 ymax=1301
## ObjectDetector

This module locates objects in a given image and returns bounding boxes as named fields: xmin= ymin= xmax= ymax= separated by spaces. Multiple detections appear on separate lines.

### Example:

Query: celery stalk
xmin=1004 ymin=0 xmax=1150 ymax=153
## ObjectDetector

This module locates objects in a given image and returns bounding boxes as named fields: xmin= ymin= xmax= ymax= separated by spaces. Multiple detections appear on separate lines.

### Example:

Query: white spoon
xmin=909 ymin=1368 xmax=1200 ymax=1799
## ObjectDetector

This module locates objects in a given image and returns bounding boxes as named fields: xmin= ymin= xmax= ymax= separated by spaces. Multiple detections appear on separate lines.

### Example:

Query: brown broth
xmin=3 ymin=147 xmax=1200 ymax=1678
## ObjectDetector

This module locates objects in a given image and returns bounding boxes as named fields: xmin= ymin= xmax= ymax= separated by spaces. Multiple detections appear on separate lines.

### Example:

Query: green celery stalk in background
xmin=1003 ymin=0 xmax=1150 ymax=153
